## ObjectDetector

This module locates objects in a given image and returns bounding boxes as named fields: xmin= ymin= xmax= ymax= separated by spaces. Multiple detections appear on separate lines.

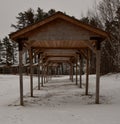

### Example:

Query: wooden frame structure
xmin=9 ymin=12 xmax=108 ymax=105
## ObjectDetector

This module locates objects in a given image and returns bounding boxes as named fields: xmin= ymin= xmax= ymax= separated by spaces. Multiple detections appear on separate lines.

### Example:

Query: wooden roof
xmin=9 ymin=11 xmax=108 ymax=64
xmin=10 ymin=11 xmax=108 ymax=40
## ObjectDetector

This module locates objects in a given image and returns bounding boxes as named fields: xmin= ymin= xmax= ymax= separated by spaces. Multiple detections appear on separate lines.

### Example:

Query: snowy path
xmin=0 ymin=74 xmax=120 ymax=124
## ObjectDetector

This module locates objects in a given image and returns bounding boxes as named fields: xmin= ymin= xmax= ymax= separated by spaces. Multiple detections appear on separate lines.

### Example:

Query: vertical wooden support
xmin=48 ymin=66 xmax=50 ymax=81
xmin=76 ymin=58 xmax=78 ymax=85
xmin=72 ymin=63 xmax=74 ymax=82
xmin=79 ymin=55 xmax=82 ymax=88
xmin=72 ymin=64 xmax=74 ymax=82
xmin=46 ymin=66 xmax=48 ymax=82
xmin=41 ymin=57 xmax=44 ymax=87
xmin=85 ymin=50 xmax=89 ymax=95
xmin=29 ymin=48 xmax=33 ymax=97
xmin=90 ymin=37 xmax=102 ymax=104
xmin=38 ymin=54 xmax=40 ymax=90
xmin=96 ymin=41 xmax=101 ymax=104
xmin=69 ymin=64 xmax=71 ymax=80
xmin=71 ymin=63 xmax=73 ymax=82
xmin=43 ymin=66 xmax=46 ymax=83
xmin=50 ymin=66 xmax=51 ymax=80
xmin=51 ymin=66 xmax=53 ymax=80
xmin=69 ymin=63 xmax=72 ymax=81
xmin=69 ymin=64 xmax=71 ymax=81
xmin=18 ymin=42 xmax=24 ymax=106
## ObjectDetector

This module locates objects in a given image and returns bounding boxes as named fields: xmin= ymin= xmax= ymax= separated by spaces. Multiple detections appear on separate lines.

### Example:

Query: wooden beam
xmin=18 ymin=42 xmax=24 ymax=106
xmin=79 ymin=50 xmax=88 ymax=59
xmin=44 ymin=54 xmax=77 ymax=58
xmin=82 ymin=41 xmax=96 ymax=54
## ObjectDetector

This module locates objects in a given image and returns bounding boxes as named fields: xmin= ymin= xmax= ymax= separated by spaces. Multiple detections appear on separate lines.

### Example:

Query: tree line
xmin=0 ymin=37 xmax=18 ymax=65
xmin=81 ymin=0 xmax=120 ymax=74
xmin=0 ymin=8 xmax=56 ymax=66
xmin=0 ymin=0 xmax=120 ymax=74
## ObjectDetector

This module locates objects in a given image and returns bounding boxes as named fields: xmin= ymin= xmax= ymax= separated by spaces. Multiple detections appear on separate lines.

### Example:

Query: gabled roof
xmin=9 ymin=11 xmax=108 ymax=40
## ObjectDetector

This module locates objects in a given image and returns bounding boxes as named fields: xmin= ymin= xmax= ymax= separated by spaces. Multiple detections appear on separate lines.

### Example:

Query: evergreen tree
xmin=11 ymin=7 xmax=56 ymax=30
xmin=0 ymin=40 xmax=3 ymax=64
xmin=35 ymin=8 xmax=45 ymax=22
xmin=2 ymin=37 xmax=14 ymax=65
xmin=83 ymin=0 xmax=120 ymax=74
xmin=11 ymin=12 xmax=26 ymax=30
xmin=12 ymin=41 xmax=18 ymax=64
xmin=25 ymin=8 xmax=34 ymax=25
xmin=48 ymin=9 xmax=56 ymax=16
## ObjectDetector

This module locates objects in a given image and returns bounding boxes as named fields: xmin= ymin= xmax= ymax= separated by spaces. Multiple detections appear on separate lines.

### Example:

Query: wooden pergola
xmin=9 ymin=11 xmax=108 ymax=105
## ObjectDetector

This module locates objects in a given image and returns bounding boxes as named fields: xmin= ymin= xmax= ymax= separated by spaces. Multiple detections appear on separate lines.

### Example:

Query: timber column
xmin=41 ymin=56 xmax=44 ymax=87
xmin=96 ymin=40 xmax=101 ymax=104
xmin=79 ymin=55 xmax=82 ymax=88
xmin=76 ymin=57 xmax=78 ymax=85
xmin=18 ymin=42 xmax=24 ymax=106
xmin=85 ymin=49 xmax=89 ymax=95
xmin=38 ymin=53 xmax=41 ymax=90
xmin=29 ymin=48 xmax=33 ymax=97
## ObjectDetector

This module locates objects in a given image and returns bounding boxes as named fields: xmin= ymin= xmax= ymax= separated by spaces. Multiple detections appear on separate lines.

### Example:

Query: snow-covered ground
xmin=0 ymin=74 xmax=120 ymax=124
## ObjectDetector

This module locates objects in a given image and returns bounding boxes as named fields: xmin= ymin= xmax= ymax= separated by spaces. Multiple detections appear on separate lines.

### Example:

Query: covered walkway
xmin=9 ymin=11 xmax=108 ymax=105
xmin=23 ymin=75 xmax=96 ymax=106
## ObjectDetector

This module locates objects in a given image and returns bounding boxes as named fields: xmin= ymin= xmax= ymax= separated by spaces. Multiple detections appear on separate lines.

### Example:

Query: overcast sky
xmin=0 ymin=0 xmax=101 ymax=39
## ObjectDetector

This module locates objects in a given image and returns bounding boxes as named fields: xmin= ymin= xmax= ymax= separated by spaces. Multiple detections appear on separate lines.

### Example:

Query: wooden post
xmin=41 ymin=57 xmax=44 ymax=87
xmin=79 ymin=55 xmax=82 ymax=88
xmin=29 ymin=48 xmax=33 ymax=97
xmin=76 ymin=58 xmax=78 ymax=85
xmin=69 ymin=64 xmax=71 ymax=80
xmin=85 ymin=50 xmax=89 ymax=95
xmin=96 ymin=42 xmax=101 ymax=104
xmin=72 ymin=64 xmax=74 ymax=82
xmin=71 ymin=63 xmax=73 ymax=82
xmin=47 ymin=65 xmax=50 ymax=82
xmin=38 ymin=54 xmax=40 ymax=90
xmin=43 ymin=65 xmax=46 ymax=83
xmin=18 ymin=42 xmax=24 ymax=106
xmin=90 ymin=37 xmax=102 ymax=104
xmin=46 ymin=66 xmax=49 ymax=82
